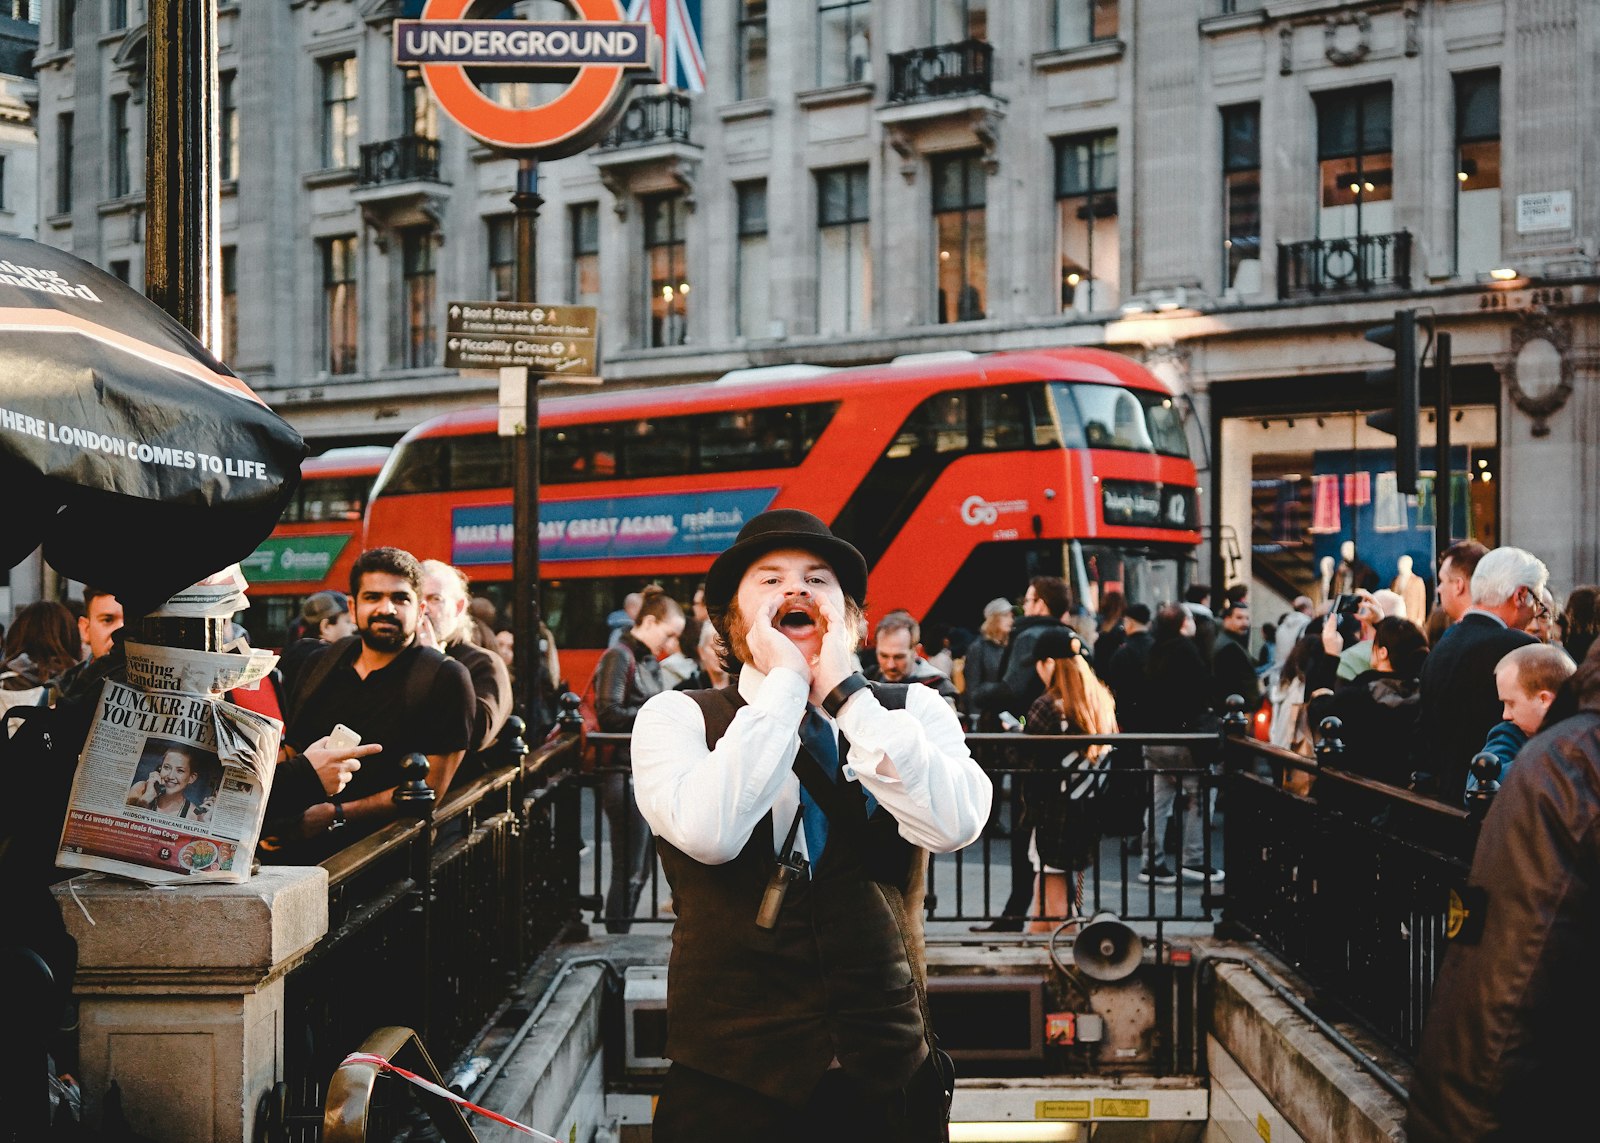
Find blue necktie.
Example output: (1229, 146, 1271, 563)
(798, 707, 840, 862)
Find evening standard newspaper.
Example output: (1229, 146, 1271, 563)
(56, 641, 282, 885)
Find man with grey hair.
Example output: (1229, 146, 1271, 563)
(419, 559, 513, 779)
(1414, 545, 1546, 805)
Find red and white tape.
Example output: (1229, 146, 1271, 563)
(339, 1052, 560, 1142)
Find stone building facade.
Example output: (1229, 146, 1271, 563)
(29, 0, 1600, 613)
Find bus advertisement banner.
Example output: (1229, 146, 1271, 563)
(451, 487, 778, 565)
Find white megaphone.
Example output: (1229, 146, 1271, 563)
(1071, 912, 1144, 982)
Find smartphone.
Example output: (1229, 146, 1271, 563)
(1332, 594, 1361, 616)
(328, 723, 362, 752)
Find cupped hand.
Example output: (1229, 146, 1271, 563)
(809, 592, 857, 706)
(743, 590, 811, 681)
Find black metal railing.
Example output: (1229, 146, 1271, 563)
(1219, 722, 1482, 1061)
(267, 716, 585, 1143)
(887, 39, 994, 103)
(1277, 230, 1412, 298)
(585, 724, 1236, 938)
(600, 90, 693, 149)
(357, 135, 442, 187)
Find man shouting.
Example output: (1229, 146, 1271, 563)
(632, 509, 992, 1141)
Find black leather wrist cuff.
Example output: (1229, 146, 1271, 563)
(823, 673, 870, 718)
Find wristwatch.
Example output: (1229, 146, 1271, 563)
(823, 673, 871, 718)
(328, 800, 346, 830)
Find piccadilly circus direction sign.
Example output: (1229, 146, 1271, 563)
(395, 0, 655, 157)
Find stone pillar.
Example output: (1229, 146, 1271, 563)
(54, 867, 329, 1143)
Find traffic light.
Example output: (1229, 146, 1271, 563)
(1364, 309, 1420, 495)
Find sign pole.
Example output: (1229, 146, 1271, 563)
(1433, 331, 1453, 576)
(511, 159, 544, 728)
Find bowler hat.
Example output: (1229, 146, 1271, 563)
(703, 509, 868, 610)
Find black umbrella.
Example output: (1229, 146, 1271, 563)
(0, 236, 305, 614)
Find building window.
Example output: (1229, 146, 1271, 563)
(56, 112, 72, 213)
(570, 202, 600, 310)
(219, 71, 239, 182)
(1455, 70, 1501, 277)
(1055, 131, 1119, 313)
(404, 71, 438, 139)
(932, 0, 986, 41)
(320, 55, 359, 170)
(735, 181, 769, 340)
(320, 236, 358, 375)
(817, 165, 869, 335)
(109, 259, 128, 283)
(1315, 84, 1393, 239)
(220, 245, 238, 364)
(1222, 104, 1261, 294)
(108, 93, 130, 198)
(57, 0, 72, 49)
(817, 0, 870, 88)
(643, 193, 688, 348)
(737, 0, 768, 99)
(107, 0, 125, 31)
(487, 215, 514, 302)
(402, 228, 436, 370)
(932, 152, 986, 324)
(0, 153, 7, 211)
(1055, 0, 1117, 48)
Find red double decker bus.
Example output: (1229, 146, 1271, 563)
(239, 445, 391, 647)
(363, 348, 1200, 687)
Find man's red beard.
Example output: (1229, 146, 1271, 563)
(717, 596, 864, 670)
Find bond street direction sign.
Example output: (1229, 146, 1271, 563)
(445, 301, 598, 373)
(404, 0, 656, 156)
(394, 20, 650, 68)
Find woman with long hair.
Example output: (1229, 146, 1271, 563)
(1, 601, 81, 704)
(1024, 627, 1118, 929)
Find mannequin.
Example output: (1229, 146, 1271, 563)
(1318, 555, 1336, 603)
(1332, 540, 1378, 594)
(1392, 554, 1427, 622)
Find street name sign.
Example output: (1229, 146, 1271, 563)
(445, 300, 599, 374)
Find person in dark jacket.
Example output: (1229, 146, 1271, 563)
(1091, 590, 1128, 677)
(1406, 641, 1600, 1142)
(960, 598, 1013, 730)
(998, 576, 1072, 717)
(1140, 604, 1221, 883)
(592, 585, 684, 932)
(1413, 546, 1544, 804)
(1102, 604, 1153, 730)
(1306, 616, 1428, 816)
(1211, 600, 1261, 712)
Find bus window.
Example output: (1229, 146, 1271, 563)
(543, 427, 587, 483)
(698, 407, 795, 471)
(889, 392, 968, 459)
(975, 388, 1029, 452)
(1071, 541, 1191, 617)
(450, 435, 514, 491)
(1057, 383, 1191, 459)
(1029, 383, 1084, 449)
(383, 438, 450, 494)
(798, 402, 837, 452)
(621, 416, 693, 478)
(297, 476, 370, 521)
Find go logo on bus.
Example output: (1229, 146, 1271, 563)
(396, 0, 653, 156)
(961, 495, 1028, 527)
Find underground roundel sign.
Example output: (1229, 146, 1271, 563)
(395, 0, 653, 157)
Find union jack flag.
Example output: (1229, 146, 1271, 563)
(625, 0, 707, 92)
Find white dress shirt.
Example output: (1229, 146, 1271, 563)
(631, 666, 993, 866)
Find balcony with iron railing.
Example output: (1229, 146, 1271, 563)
(1277, 230, 1412, 299)
(599, 89, 694, 150)
(887, 38, 994, 104)
(357, 134, 442, 188)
